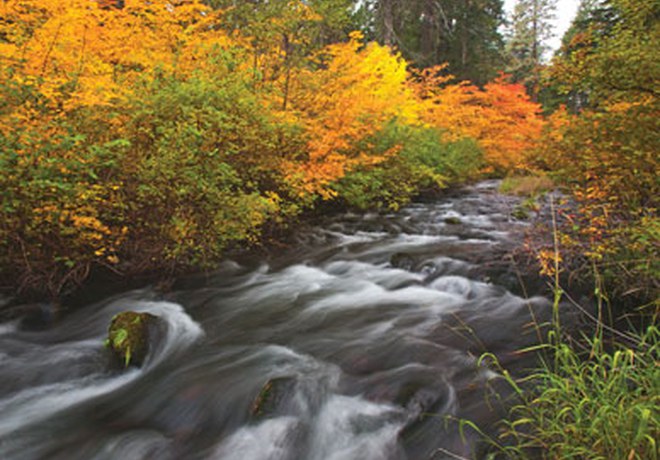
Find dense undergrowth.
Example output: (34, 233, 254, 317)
(474, 175, 658, 459)
(492, 0, 659, 446)
(0, 0, 658, 458)
(0, 0, 543, 300)
(477, 320, 659, 460)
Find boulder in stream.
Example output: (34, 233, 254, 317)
(444, 216, 462, 225)
(390, 253, 415, 271)
(250, 377, 298, 419)
(106, 311, 158, 368)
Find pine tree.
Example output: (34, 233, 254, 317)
(506, 0, 557, 99)
(365, 0, 506, 85)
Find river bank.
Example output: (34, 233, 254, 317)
(0, 180, 570, 460)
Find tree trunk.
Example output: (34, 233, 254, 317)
(380, 0, 395, 46)
(420, 0, 437, 65)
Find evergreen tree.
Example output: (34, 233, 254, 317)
(204, 0, 357, 49)
(551, 0, 659, 106)
(506, 0, 557, 99)
(548, 0, 610, 110)
(202, 0, 357, 109)
(366, 0, 506, 85)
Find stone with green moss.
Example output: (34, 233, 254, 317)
(250, 377, 297, 419)
(106, 311, 157, 368)
(511, 207, 530, 220)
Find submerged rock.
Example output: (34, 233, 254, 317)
(17, 302, 60, 330)
(390, 253, 415, 271)
(250, 377, 298, 419)
(106, 311, 158, 368)
(444, 216, 462, 225)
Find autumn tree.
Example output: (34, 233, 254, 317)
(419, 71, 545, 172)
(536, 0, 659, 300)
(0, 0, 282, 296)
(283, 32, 420, 198)
(551, 0, 659, 107)
(0, 0, 530, 302)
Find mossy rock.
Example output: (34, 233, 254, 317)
(512, 196, 541, 220)
(511, 207, 530, 220)
(444, 216, 462, 225)
(250, 377, 297, 419)
(106, 311, 158, 368)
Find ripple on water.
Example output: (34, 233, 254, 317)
(0, 182, 556, 460)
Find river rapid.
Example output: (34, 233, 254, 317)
(0, 181, 558, 460)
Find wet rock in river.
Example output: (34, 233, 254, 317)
(17, 302, 60, 330)
(390, 253, 415, 271)
(250, 377, 298, 419)
(106, 311, 158, 368)
(444, 216, 462, 225)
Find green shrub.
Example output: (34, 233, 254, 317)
(0, 58, 300, 296)
(0, 104, 128, 295)
(332, 122, 483, 210)
(500, 175, 554, 197)
(122, 73, 287, 269)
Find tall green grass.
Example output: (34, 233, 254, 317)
(465, 199, 659, 460)
(490, 325, 659, 460)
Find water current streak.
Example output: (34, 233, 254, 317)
(0, 181, 554, 460)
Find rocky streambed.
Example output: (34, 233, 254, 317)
(0, 181, 564, 460)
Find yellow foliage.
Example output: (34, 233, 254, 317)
(0, 1, 551, 297)
(0, 0, 231, 110)
(281, 34, 420, 197)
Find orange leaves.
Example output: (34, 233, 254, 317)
(1, 0, 545, 202)
(282, 33, 420, 197)
(1, 0, 556, 298)
(421, 73, 545, 172)
(0, 0, 231, 110)
(537, 248, 563, 277)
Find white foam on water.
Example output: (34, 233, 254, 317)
(92, 430, 170, 460)
(395, 234, 455, 245)
(489, 230, 512, 239)
(309, 394, 404, 460)
(307, 282, 460, 313)
(255, 345, 340, 381)
(321, 230, 390, 248)
(0, 321, 18, 336)
(323, 260, 424, 289)
(0, 301, 203, 439)
(0, 371, 139, 438)
(362, 319, 396, 338)
(130, 301, 204, 367)
(455, 214, 493, 229)
(236, 265, 334, 308)
(1, 338, 103, 373)
(429, 275, 498, 300)
(355, 234, 458, 259)
(429, 276, 475, 298)
(214, 344, 341, 395)
(210, 416, 300, 460)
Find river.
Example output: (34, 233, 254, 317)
(0, 181, 557, 460)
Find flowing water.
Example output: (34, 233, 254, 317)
(0, 182, 558, 460)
